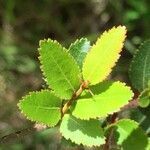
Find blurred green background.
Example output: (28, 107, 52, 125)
(0, 0, 149, 149)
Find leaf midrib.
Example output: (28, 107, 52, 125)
(49, 51, 76, 92)
(69, 116, 88, 133)
(78, 94, 129, 102)
(86, 37, 116, 81)
(31, 106, 60, 110)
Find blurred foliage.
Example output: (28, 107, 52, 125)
(0, 0, 149, 149)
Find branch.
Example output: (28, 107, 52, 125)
(103, 98, 139, 150)
(0, 124, 46, 144)
(121, 98, 139, 111)
(0, 92, 139, 145)
(62, 81, 89, 115)
(0, 126, 35, 144)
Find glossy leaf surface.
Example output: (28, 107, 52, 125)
(83, 26, 127, 85)
(72, 81, 133, 120)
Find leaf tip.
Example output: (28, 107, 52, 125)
(39, 39, 46, 47)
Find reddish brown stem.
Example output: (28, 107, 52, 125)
(62, 81, 89, 115)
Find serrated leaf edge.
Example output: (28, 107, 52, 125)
(129, 39, 150, 91)
(114, 119, 147, 143)
(60, 131, 105, 147)
(73, 81, 134, 120)
(60, 114, 106, 147)
(18, 89, 61, 127)
(82, 26, 127, 85)
(68, 38, 90, 51)
(38, 39, 81, 99)
(105, 118, 140, 133)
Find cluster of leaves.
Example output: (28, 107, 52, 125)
(18, 26, 149, 149)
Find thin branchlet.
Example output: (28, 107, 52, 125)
(62, 80, 89, 115)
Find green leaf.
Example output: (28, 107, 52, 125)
(138, 88, 150, 108)
(68, 38, 90, 68)
(82, 26, 127, 85)
(147, 138, 150, 150)
(120, 107, 150, 135)
(129, 40, 150, 91)
(72, 81, 133, 120)
(60, 114, 105, 147)
(18, 90, 62, 127)
(107, 119, 149, 150)
(128, 107, 150, 134)
(39, 39, 81, 99)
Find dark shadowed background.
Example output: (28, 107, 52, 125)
(0, 0, 149, 149)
